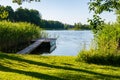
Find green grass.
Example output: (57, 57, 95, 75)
(0, 53, 120, 80)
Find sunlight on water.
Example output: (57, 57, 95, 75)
(45, 30, 94, 56)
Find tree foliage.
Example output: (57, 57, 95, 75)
(73, 22, 90, 30)
(0, 6, 41, 25)
(89, 0, 120, 14)
(40, 20, 73, 30)
(88, 15, 104, 33)
(88, 0, 120, 33)
(5, 6, 14, 21)
(0, 5, 73, 30)
(15, 7, 41, 25)
(0, 6, 9, 20)
(12, 0, 40, 5)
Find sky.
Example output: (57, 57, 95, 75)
(0, 0, 117, 25)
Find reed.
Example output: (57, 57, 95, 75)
(0, 21, 43, 53)
(77, 23, 120, 66)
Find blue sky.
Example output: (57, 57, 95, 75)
(0, 0, 116, 25)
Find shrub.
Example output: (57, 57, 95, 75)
(77, 49, 120, 65)
(0, 21, 43, 53)
(77, 23, 120, 66)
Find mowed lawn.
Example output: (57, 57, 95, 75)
(0, 53, 120, 80)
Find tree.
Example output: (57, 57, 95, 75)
(5, 6, 14, 21)
(15, 7, 30, 22)
(39, 19, 71, 30)
(0, 6, 15, 21)
(74, 23, 82, 30)
(73, 22, 90, 30)
(89, 0, 120, 14)
(88, 0, 120, 33)
(14, 7, 41, 25)
(88, 15, 104, 33)
(29, 9, 41, 25)
(12, 0, 40, 5)
(0, 6, 8, 20)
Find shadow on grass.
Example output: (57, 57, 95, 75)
(0, 65, 63, 80)
(0, 53, 120, 79)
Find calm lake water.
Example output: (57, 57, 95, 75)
(45, 30, 94, 56)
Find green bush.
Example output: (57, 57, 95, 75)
(77, 23, 120, 66)
(77, 49, 120, 65)
(0, 21, 43, 53)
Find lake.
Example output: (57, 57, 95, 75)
(45, 30, 94, 56)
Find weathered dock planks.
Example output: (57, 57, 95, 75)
(17, 39, 44, 54)
(17, 38, 56, 54)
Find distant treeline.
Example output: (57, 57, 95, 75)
(40, 20, 74, 30)
(0, 5, 90, 30)
(73, 23, 90, 30)
(0, 5, 41, 25)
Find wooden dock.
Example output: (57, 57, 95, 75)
(17, 38, 56, 54)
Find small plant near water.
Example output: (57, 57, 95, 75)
(0, 21, 44, 53)
(77, 23, 120, 66)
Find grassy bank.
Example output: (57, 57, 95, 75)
(0, 53, 120, 80)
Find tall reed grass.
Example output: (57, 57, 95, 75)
(0, 21, 43, 53)
(77, 23, 120, 66)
